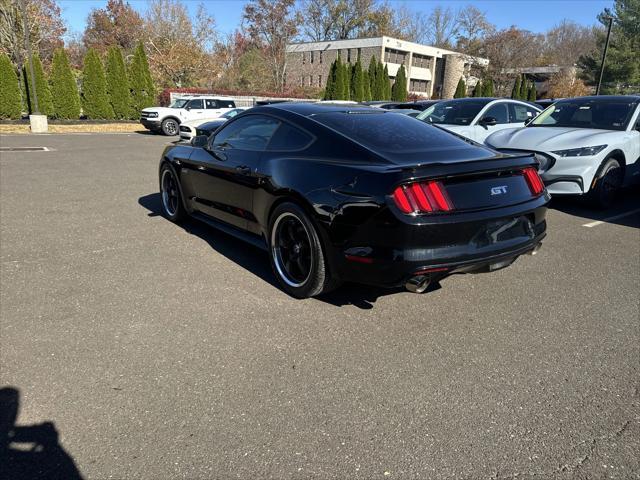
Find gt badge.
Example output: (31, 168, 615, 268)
(490, 185, 508, 195)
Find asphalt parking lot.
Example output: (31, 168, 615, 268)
(1, 132, 639, 479)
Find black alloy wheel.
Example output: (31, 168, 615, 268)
(161, 118, 179, 136)
(160, 165, 185, 222)
(589, 158, 623, 208)
(268, 203, 338, 298)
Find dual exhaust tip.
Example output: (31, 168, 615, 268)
(405, 275, 431, 293)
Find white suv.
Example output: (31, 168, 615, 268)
(140, 96, 237, 136)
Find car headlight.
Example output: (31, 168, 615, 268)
(145, 112, 158, 118)
(551, 145, 607, 157)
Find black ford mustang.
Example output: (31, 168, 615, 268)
(159, 103, 549, 298)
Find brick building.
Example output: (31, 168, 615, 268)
(285, 36, 489, 99)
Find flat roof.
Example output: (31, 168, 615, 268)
(287, 36, 488, 65)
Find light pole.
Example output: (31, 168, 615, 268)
(596, 16, 614, 96)
(21, 0, 39, 114)
(21, 0, 47, 132)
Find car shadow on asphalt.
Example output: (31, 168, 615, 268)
(0, 387, 84, 480)
(549, 188, 640, 229)
(138, 193, 407, 309)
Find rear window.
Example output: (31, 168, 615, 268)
(267, 123, 313, 151)
(311, 111, 468, 153)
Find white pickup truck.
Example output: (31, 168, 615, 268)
(140, 95, 237, 136)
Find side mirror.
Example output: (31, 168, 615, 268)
(479, 116, 498, 128)
(191, 135, 209, 148)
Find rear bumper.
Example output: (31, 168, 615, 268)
(326, 197, 549, 288)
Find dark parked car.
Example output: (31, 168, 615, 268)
(392, 100, 441, 111)
(159, 103, 548, 298)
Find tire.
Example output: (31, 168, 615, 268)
(268, 202, 339, 298)
(587, 158, 623, 209)
(161, 118, 179, 136)
(159, 164, 186, 222)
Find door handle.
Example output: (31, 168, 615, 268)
(236, 165, 251, 175)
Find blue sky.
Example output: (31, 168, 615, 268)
(59, 0, 612, 41)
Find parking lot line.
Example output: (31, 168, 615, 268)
(582, 208, 640, 227)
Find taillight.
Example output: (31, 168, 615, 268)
(392, 180, 453, 214)
(522, 167, 545, 195)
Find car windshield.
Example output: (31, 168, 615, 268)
(416, 100, 488, 125)
(222, 109, 242, 119)
(170, 99, 189, 109)
(530, 98, 638, 131)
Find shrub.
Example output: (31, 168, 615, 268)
(23, 54, 53, 116)
(82, 48, 114, 119)
(391, 64, 407, 101)
(50, 48, 81, 119)
(106, 46, 132, 119)
(0, 53, 22, 119)
(453, 77, 466, 98)
(129, 42, 155, 113)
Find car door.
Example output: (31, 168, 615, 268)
(185, 114, 280, 230)
(473, 102, 511, 142)
(183, 99, 207, 122)
(509, 102, 541, 129)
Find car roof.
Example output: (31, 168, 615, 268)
(554, 95, 640, 102)
(263, 102, 382, 117)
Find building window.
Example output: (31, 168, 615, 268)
(302, 52, 306, 65)
(409, 79, 429, 92)
(347, 48, 351, 63)
(318, 75, 322, 87)
(319, 50, 323, 64)
(384, 48, 407, 65)
(412, 54, 431, 69)
(310, 51, 314, 64)
(357, 48, 361, 61)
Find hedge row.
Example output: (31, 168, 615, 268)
(0, 44, 155, 120)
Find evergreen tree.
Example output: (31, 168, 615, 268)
(383, 64, 391, 100)
(472, 80, 482, 97)
(351, 59, 365, 102)
(511, 75, 521, 99)
(519, 75, 528, 100)
(368, 56, 378, 99)
(50, 48, 81, 119)
(363, 70, 371, 101)
(82, 48, 114, 119)
(453, 77, 467, 98)
(0, 53, 22, 119)
(129, 42, 155, 113)
(343, 62, 351, 100)
(578, 0, 640, 94)
(323, 58, 337, 100)
(483, 78, 494, 97)
(106, 46, 132, 119)
(334, 56, 345, 100)
(23, 55, 53, 116)
(527, 81, 537, 101)
(391, 64, 407, 101)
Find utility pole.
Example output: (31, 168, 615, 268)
(21, 0, 39, 114)
(596, 16, 613, 96)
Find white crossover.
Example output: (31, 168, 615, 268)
(486, 95, 640, 207)
(140, 95, 237, 136)
(416, 98, 542, 143)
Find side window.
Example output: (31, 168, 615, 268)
(267, 123, 313, 151)
(216, 100, 236, 108)
(509, 103, 532, 123)
(213, 115, 280, 151)
(483, 103, 509, 124)
(188, 99, 203, 109)
(205, 99, 217, 109)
